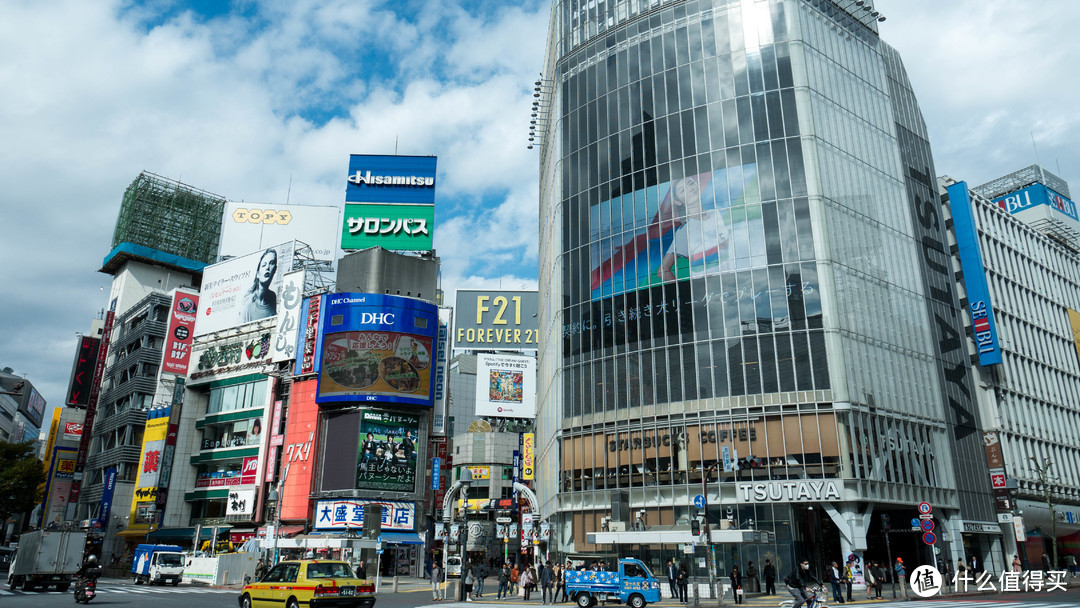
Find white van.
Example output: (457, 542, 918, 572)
(446, 556, 462, 579)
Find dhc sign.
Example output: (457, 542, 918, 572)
(947, 182, 1003, 366)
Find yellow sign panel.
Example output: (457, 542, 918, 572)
(523, 433, 535, 480)
(467, 466, 491, 480)
(128, 416, 170, 530)
(56, 459, 76, 475)
(1068, 309, 1080, 366)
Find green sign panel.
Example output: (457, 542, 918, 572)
(341, 203, 434, 251)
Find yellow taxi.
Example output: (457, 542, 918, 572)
(239, 560, 375, 608)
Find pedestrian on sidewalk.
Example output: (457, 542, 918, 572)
(476, 560, 488, 597)
(554, 562, 566, 603)
(667, 559, 679, 600)
(497, 562, 511, 600)
(510, 563, 521, 596)
(894, 558, 907, 598)
(746, 561, 760, 593)
(464, 562, 475, 602)
(864, 564, 875, 600)
(431, 563, 445, 601)
(677, 564, 688, 603)
(521, 564, 535, 601)
(828, 561, 845, 604)
(763, 559, 776, 595)
(730, 564, 744, 604)
(843, 559, 854, 602)
(541, 561, 555, 604)
(870, 561, 885, 599)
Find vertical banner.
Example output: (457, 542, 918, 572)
(97, 467, 117, 525)
(522, 433, 535, 480)
(432, 307, 452, 435)
(68, 304, 115, 516)
(129, 411, 170, 528)
(298, 295, 323, 375)
(162, 290, 199, 375)
(66, 336, 100, 406)
(946, 182, 1002, 365)
(431, 457, 442, 490)
(273, 270, 306, 362)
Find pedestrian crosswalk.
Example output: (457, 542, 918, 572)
(0, 585, 239, 596)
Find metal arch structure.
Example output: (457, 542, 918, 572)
(513, 482, 540, 517)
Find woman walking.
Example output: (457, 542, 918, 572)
(730, 564, 744, 604)
(521, 564, 535, 601)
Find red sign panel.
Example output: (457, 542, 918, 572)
(990, 470, 1007, 489)
(63, 422, 83, 440)
(66, 336, 100, 407)
(162, 292, 199, 375)
(300, 296, 321, 375)
(280, 379, 320, 522)
(241, 456, 259, 485)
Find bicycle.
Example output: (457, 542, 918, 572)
(778, 586, 830, 608)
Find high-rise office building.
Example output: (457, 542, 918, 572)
(535, 0, 1000, 578)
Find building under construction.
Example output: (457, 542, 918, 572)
(101, 171, 226, 275)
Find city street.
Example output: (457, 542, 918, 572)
(5, 577, 1080, 608)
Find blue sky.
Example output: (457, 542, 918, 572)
(2, 0, 1080, 435)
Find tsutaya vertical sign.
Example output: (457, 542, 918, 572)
(946, 182, 1002, 366)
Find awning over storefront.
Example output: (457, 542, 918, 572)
(146, 526, 232, 541)
(257, 525, 306, 538)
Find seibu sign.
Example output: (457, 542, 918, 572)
(735, 480, 845, 503)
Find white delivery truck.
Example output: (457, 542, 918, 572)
(6, 530, 86, 592)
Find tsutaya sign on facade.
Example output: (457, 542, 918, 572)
(735, 480, 846, 503)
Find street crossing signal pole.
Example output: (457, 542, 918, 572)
(881, 513, 896, 599)
(702, 463, 720, 602)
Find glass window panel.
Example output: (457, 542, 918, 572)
(751, 94, 769, 142)
(675, 27, 689, 65)
(769, 266, 789, 329)
(775, 42, 794, 88)
(716, 52, 734, 100)
(772, 140, 791, 199)
(780, 89, 799, 136)
(746, 50, 765, 94)
(809, 331, 830, 389)
(681, 110, 696, 158)
(756, 141, 775, 202)
(760, 334, 778, 393)
(690, 61, 707, 107)
(722, 99, 740, 148)
(714, 13, 731, 54)
(666, 69, 681, 113)
(732, 50, 749, 97)
(787, 136, 807, 196)
(793, 197, 814, 260)
(761, 45, 779, 91)
(753, 268, 772, 325)
(736, 96, 753, 145)
(711, 339, 729, 397)
(744, 337, 761, 395)
(728, 338, 745, 396)
(696, 343, 713, 399)
(762, 202, 782, 265)
(786, 264, 806, 331)
(792, 331, 813, 391)
(722, 272, 740, 336)
(695, 106, 711, 155)
(765, 91, 784, 140)
(654, 349, 669, 404)
(801, 262, 822, 329)
(680, 343, 696, 401)
(663, 31, 677, 70)
(652, 73, 667, 116)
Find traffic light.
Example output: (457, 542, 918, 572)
(691, 519, 701, 536)
(364, 507, 382, 539)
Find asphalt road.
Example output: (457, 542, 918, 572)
(5, 578, 1080, 608)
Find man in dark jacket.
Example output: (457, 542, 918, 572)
(541, 561, 555, 604)
(763, 559, 777, 595)
(784, 560, 822, 608)
(667, 559, 679, 600)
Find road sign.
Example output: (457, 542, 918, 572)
(918, 502, 932, 515)
(497, 516, 512, 524)
(376, 548, 384, 555)
(920, 519, 935, 532)
(694, 495, 706, 509)
(919, 513, 933, 520)
(910, 518, 920, 528)
(922, 531, 936, 545)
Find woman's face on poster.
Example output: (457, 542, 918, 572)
(257, 250, 278, 285)
(673, 177, 701, 214)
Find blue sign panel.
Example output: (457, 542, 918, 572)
(317, 293, 440, 406)
(947, 182, 1003, 366)
(992, 182, 1078, 222)
(345, 155, 437, 205)
(97, 467, 118, 525)
(694, 495, 706, 509)
(431, 457, 441, 490)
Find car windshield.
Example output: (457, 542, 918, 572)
(625, 562, 654, 579)
(307, 563, 355, 579)
(157, 554, 183, 567)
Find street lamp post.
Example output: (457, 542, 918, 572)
(266, 484, 281, 565)
(701, 463, 720, 602)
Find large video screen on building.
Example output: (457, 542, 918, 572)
(590, 164, 761, 300)
(317, 293, 439, 406)
(356, 410, 420, 492)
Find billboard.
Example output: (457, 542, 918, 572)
(474, 353, 536, 419)
(313, 499, 417, 531)
(220, 203, 339, 262)
(341, 203, 434, 251)
(431, 308, 452, 435)
(946, 182, 1002, 366)
(62, 422, 83, 441)
(66, 336, 100, 407)
(162, 290, 199, 375)
(356, 410, 420, 492)
(297, 294, 325, 376)
(1069, 309, 1080, 366)
(226, 488, 256, 517)
(522, 433, 535, 480)
(453, 290, 539, 350)
(272, 270, 305, 363)
(992, 183, 1079, 223)
(345, 154, 437, 204)
(317, 293, 439, 406)
(22, 386, 45, 428)
(590, 164, 762, 299)
(128, 409, 170, 530)
(41, 446, 76, 528)
(279, 379, 319, 521)
(194, 241, 296, 337)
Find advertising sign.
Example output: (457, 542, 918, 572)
(356, 410, 420, 492)
(227, 489, 256, 517)
(946, 182, 1002, 366)
(431, 457, 442, 489)
(431, 308, 451, 435)
(128, 411, 170, 529)
(67, 306, 115, 516)
(1068, 309, 1080, 367)
(590, 164, 761, 299)
(42, 447, 76, 528)
(314, 499, 417, 531)
(522, 433, 535, 480)
(21, 386, 45, 428)
(162, 290, 199, 375)
(474, 353, 536, 418)
(96, 467, 117, 526)
(272, 270, 305, 363)
(280, 379, 319, 521)
(240, 456, 259, 485)
(194, 241, 296, 337)
(317, 293, 439, 406)
(66, 336, 100, 407)
(220, 203, 340, 262)
(341, 203, 434, 251)
(467, 466, 491, 480)
(298, 295, 324, 376)
(345, 154, 437, 204)
(453, 290, 539, 350)
(992, 183, 1079, 222)
(63, 422, 83, 441)
(190, 332, 274, 382)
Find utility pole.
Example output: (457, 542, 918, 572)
(701, 463, 719, 602)
(1029, 456, 1059, 568)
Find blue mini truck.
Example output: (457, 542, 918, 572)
(564, 558, 661, 608)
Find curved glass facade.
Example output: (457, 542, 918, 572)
(537, 0, 999, 579)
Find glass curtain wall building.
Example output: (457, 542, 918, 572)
(536, 0, 1000, 578)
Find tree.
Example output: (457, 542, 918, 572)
(0, 441, 46, 527)
(1029, 456, 1060, 568)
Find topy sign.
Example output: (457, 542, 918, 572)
(345, 154, 438, 205)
